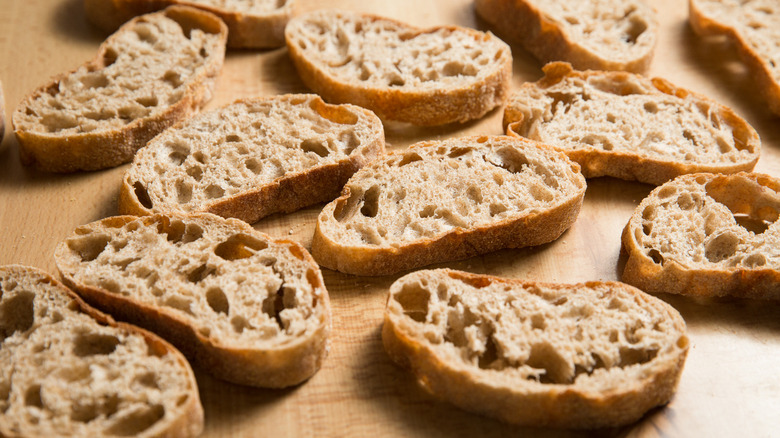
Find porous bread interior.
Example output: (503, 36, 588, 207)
(286, 10, 509, 90)
(388, 270, 687, 388)
(0, 268, 195, 437)
(508, 71, 756, 164)
(187, 0, 289, 13)
(126, 95, 378, 213)
(57, 215, 325, 348)
(14, 9, 224, 135)
(319, 137, 584, 247)
(630, 173, 780, 270)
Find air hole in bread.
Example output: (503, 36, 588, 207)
(648, 249, 664, 265)
(301, 138, 330, 158)
(395, 283, 429, 323)
(134, 372, 159, 389)
(360, 185, 381, 218)
(419, 205, 435, 218)
(643, 101, 659, 114)
(102, 47, 118, 67)
(24, 384, 43, 408)
(491, 147, 529, 173)
(618, 346, 658, 367)
(477, 336, 500, 369)
(225, 134, 241, 142)
(0, 291, 35, 340)
(132, 182, 154, 209)
(622, 17, 647, 45)
(231, 315, 249, 333)
(704, 231, 739, 262)
(187, 165, 204, 180)
(205, 184, 224, 199)
(135, 24, 157, 44)
(68, 234, 111, 262)
(162, 70, 182, 88)
(164, 296, 194, 315)
(136, 95, 158, 108)
(489, 203, 507, 217)
(398, 152, 422, 166)
(447, 147, 472, 159)
(73, 333, 120, 357)
(262, 287, 285, 328)
(206, 287, 229, 315)
(466, 186, 483, 203)
(177, 183, 192, 204)
(80, 72, 109, 89)
(530, 313, 546, 330)
(200, 47, 208, 58)
(187, 264, 214, 283)
(214, 234, 268, 260)
(105, 404, 165, 436)
(529, 184, 554, 202)
(526, 342, 571, 384)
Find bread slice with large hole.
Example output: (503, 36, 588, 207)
(623, 172, 780, 299)
(120, 94, 385, 224)
(13, 6, 227, 172)
(54, 213, 331, 388)
(284, 9, 512, 126)
(0, 265, 203, 438)
(504, 62, 760, 185)
(383, 268, 689, 428)
(311, 135, 586, 276)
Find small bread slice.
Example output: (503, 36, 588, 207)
(383, 269, 689, 428)
(311, 135, 586, 276)
(0, 265, 203, 438)
(623, 172, 780, 299)
(54, 213, 331, 388)
(84, 0, 293, 49)
(504, 62, 760, 185)
(689, 0, 780, 115)
(475, 0, 658, 72)
(13, 6, 227, 172)
(120, 94, 385, 224)
(284, 10, 512, 126)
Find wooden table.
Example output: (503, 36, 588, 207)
(2, 1, 779, 436)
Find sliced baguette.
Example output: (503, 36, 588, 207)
(13, 6, 227, 172)
(383, 268, 689, 428)
(84, 0, 293, 49)
(120, 94, 385, 224)
(54, 213, 331, 388)
(689, 0, 780, 115)
(504, 62, 760, 185)
(0, 265, 203, 438)
(475, 0, 658, 72)
(311, 135, 586, 276)
(284, 9, 512, 126)
(622, 172, 780, 299)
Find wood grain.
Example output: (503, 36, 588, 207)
(1, 1, 779, 436)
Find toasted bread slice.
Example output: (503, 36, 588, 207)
(0, 265, 203, 438)
(13, 6, 227, 172)
(383, 269, 689, 428)
(622, 172, 780, 299)
(120, 94, 385, 224)
(311, 135, 586, 276)
(284, 9, 512, 126)
(55, 213, 331, 388)
(504, 62, 760, 185)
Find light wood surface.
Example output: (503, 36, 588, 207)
(2, 1, 780, 436)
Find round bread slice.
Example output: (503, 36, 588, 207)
(622, 172, 780, 299)
(13, 6, 227, 172)
(504, 62, 760, 185)
(0, 265, 203, 438)
(54, 213, 331, 388)
(284, 9, 512, 126)
(120, 94, 385, 224)
(311, 135, 586, 276)
(383, 269, 689, 428)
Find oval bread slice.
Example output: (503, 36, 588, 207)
(120, 94, 385, 224)
(13, 6, 227, 172)
(0, 265, 203, 438)
(54, 213, 331, 388)
(383, 269, 689, 428)
(284, 9, 512, 126)
(311, 135, 586, 276)
(504, 62, 760, 185)
(622, 172, 780, 299)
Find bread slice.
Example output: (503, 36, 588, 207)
(382, 268, 689, 428)
(13, 6, 227, 172)
(54, 213, 331, 388)
(311, 135, 586, 276)
(0, 265, 203, 438)
(84, 0, 293, 49)
(284, 9, 512, 126)
(689, 0, 780, 115)
(622, 172, 780, 299)
(120, 94, 385, 224)
(504, 62, 760, 185)
(475, 0, 658, 72)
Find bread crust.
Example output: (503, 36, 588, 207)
(84, 0, 293, 49)
(13, 6, 227, 173)
(284, 10, 512, 126)
(382, 269, 689, 428)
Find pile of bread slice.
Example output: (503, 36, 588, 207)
(3, 0, 780, 434)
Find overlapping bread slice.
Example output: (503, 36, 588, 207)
(13, 6, 227, 172)
(623, 172, 780, 299)
(0, 265, 203, 438)
(120, 94, 385, 224)
(284, 9, 512, 126)
(311, 135, 586, 276)
(85, 0, 293, 48)
(383, 269, 689, 428)
(504, 62, 760, 185)
(475, 0, 658, 72)
(54, 213, 331, 388)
